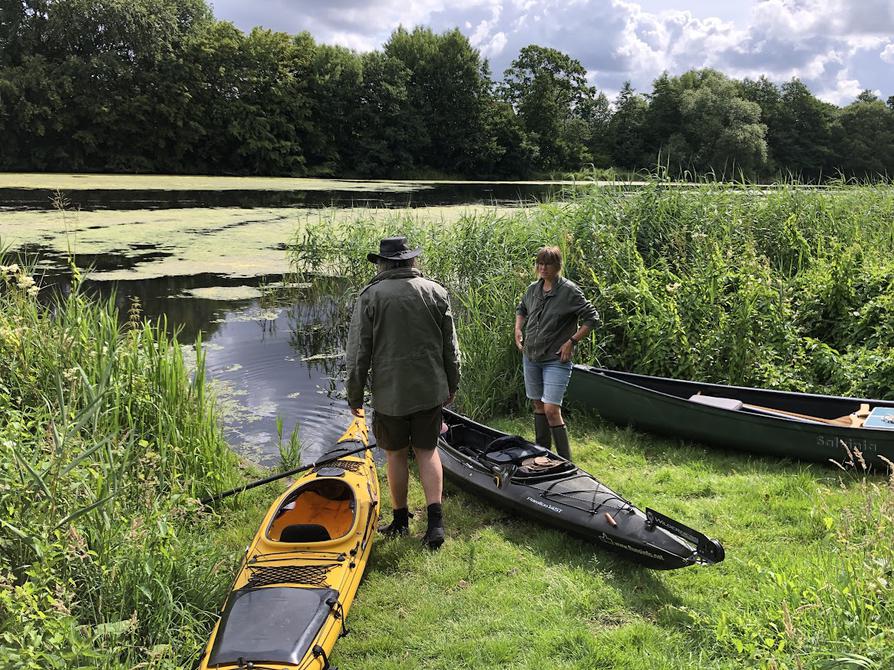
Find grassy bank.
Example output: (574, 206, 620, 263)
(291, 182, 894, 668)
(0, 258, 269, 668)
(333, 416, 893, 669)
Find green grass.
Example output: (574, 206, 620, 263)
(334, 415, 893, 670)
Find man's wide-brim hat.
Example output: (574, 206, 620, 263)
(367, 236, 422, 263)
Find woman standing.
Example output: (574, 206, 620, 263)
(514, 246, 598, 461)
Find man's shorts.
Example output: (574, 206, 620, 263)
(522, 355, 573, 406)
(372, 405, 443, 452)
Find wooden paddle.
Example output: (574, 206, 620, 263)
(741, 403, 854, 426)
(690, 393, 870, 427)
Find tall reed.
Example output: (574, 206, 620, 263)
(0, 258, 242, 668)
(290, 183, 894, 416)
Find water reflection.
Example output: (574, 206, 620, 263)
(200, 295, 353, 466)
(39, 268, 357, 465)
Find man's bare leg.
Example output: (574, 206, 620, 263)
(414, 446, 445, 549)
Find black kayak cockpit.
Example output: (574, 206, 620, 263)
(208, 586, 339, 666)
(484, 435, 554, 464)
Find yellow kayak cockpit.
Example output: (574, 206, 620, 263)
(267, 477, 357, 544)
(198, 414, 379, 670)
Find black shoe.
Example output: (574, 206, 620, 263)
(378, 520, 409, 537)
(422, 525, 445, 550)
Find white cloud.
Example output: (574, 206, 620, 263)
(210, 0, 894, 104)
(816, 70, 864, 106)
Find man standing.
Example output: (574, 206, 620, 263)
(345, 236, 460, 550)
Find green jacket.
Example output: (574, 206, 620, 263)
(346, 267, 460, 416)
(516, 276, 599, 362)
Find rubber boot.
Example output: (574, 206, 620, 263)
(534, 413, 552, 449)
(422, 502, 444, 550)
(551, 424, 572, 461)
(379, 507, 409, 537)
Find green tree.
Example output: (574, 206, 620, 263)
(675, 69, 768, 177)
(385, 26, 497, 176)
(501, 44, 597, 172)
(337, 50, 415, 177)
(642, 71, 685, 170)
(608, 82, 647, 170)
(832, 94, 894, 177)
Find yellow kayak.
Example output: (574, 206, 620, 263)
(198, 413, 379, 670)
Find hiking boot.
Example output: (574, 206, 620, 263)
(422, 502, 444, 549)
(422, 525, 445, 550)
(378, 507, 410, 537)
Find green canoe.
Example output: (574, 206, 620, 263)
(566, 366, 894, 467)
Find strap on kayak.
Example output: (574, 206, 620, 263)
(326, 596, 349, 638)
(312, 644, 338, 670)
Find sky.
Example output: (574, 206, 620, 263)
(209, 0, 894, 106)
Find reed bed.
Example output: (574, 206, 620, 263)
(0, 259, 248, 668)
(291, 183, 894, 415)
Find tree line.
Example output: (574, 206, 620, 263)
(2, 0, 894, 180)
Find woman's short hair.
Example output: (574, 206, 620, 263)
(535, 246, 562, 270)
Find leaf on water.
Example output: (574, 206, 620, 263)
(301, 352, 343, 362)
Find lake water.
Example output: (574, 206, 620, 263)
(1, 176, 571, 464)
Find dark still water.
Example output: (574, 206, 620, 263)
(1, 181, 575, 211)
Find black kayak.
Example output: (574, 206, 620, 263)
(566, 365, 894, 467)
(438, 409, 725, 570)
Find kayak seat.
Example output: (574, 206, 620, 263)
(484, 435, 552, 464)
(279, 523, 332, 543)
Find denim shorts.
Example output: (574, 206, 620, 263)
(522, 355, 573, 406)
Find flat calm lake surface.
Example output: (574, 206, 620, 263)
(0, 174, 572, 464)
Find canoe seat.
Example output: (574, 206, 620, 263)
(688, 394, 744, 411)
(485, 435, 552, 464)
(280, 523, 332, 543)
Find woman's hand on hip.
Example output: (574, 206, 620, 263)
(558, 339, 574, 362)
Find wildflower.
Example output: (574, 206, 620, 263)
(27, 285, 39, 298)
(665, 282, 681, 294)
(17, 275, 35, 290)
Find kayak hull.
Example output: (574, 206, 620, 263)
(438, 409, 723, 570)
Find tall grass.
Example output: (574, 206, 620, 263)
(291, 183, 894, 416)
(0, 258, 244, 668)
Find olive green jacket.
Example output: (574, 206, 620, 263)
(346, 267, 460, 416)
(516, 276, 599, 362)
